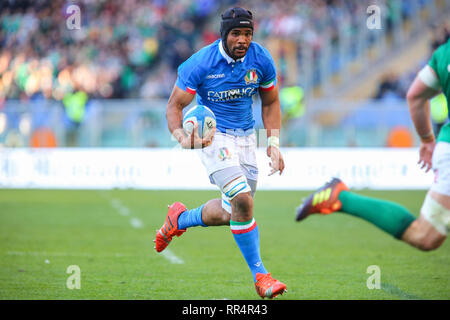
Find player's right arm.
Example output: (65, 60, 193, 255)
(407, 67, 441, 172)
(166, 85, 214, 149)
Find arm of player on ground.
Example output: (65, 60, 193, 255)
(407, 66, 442, 172)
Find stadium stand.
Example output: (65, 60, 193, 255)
(0, 0, 449, 148)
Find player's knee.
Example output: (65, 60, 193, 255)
(417, 193, 449, 251)
(219, 209, 231, 224)
(417, 235, 445, 251)
(412, 229, 445, 251)
(210, 212, 231, 225)
(417, 241, 439, 251)
(232, 192, 253, 218)
(222, 175, 253, 217)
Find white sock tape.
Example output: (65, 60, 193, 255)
(421, 194, 450, 235)
(221, 193, 232, 214)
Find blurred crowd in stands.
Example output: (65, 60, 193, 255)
(0, 0, 220, 103)
(1, 0, 439, 104)
(372, 20, 449, 146)
(0, 0, 448, 148)
(374, 21, 450, 101)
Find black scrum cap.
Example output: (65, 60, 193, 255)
(220, 7, 254, 45)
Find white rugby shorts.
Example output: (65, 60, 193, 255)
(431, 141, 450, 196)
(199, 131, 258, 181)
(421, 141, 450, 235)
(199, 131, 258, 213)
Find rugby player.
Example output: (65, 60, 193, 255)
(154, 7, 287, 299)
(296, 39, 450, 251)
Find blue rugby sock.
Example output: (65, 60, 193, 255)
(230, 219, 268, 282)
(177, 204, 207, 229)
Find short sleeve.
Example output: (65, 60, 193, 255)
(428, 48, 439, 75)
(427, 42, 448, 89)
(175, 56, 203, 95)
(259, 48, 277, 91)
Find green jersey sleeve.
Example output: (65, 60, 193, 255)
(428, 39, 450, 99)
(428, 39, 450, 143)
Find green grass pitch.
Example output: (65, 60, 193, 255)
(0, 189, 449, 300)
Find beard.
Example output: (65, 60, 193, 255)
(230, 45, 248, 59)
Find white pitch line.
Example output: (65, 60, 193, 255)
(117, 206, 130, 216)
(5, 251, 130, 258)
(99, 191, 142, 228)
(130, 217, 143, 229)
(160, 248, 184, 264)
(100, 192, 184, 264)
(110, 199, 130, 216)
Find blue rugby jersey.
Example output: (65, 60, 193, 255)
(176, 39, 277, 135)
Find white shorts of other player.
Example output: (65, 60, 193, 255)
(423, 141, 450, 235)
(431, 141, 450, 196)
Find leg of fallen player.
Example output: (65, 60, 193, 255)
(296, 178, 449, 252)
(401, 190, 448, 251)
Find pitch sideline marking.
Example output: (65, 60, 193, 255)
(98, 191, 185, 264)
(160, 248, 185, 264)
(130, 217, 144, 229)
(6, 250, 129, 258)
(381, 282, 425, 300)
(98, 191, 143, 229)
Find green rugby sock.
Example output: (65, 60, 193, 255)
(338, 191, 416, 239)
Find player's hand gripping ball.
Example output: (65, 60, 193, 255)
(183, 105, 216, 139)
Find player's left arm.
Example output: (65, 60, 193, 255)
(407, 67, 442, 172)
(260, 85, 285, 175)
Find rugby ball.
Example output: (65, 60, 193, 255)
(182, 105, 216, 138)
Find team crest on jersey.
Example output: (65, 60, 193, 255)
(218, 147, 231, 161)
(245, 69, 258, 84)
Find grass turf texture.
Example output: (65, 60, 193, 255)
(0, 189, 449, 300)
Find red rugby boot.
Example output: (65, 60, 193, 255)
(254, 273, 287, 299)
(296, 178, 349, 221)
(154, 202, 187, 252)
